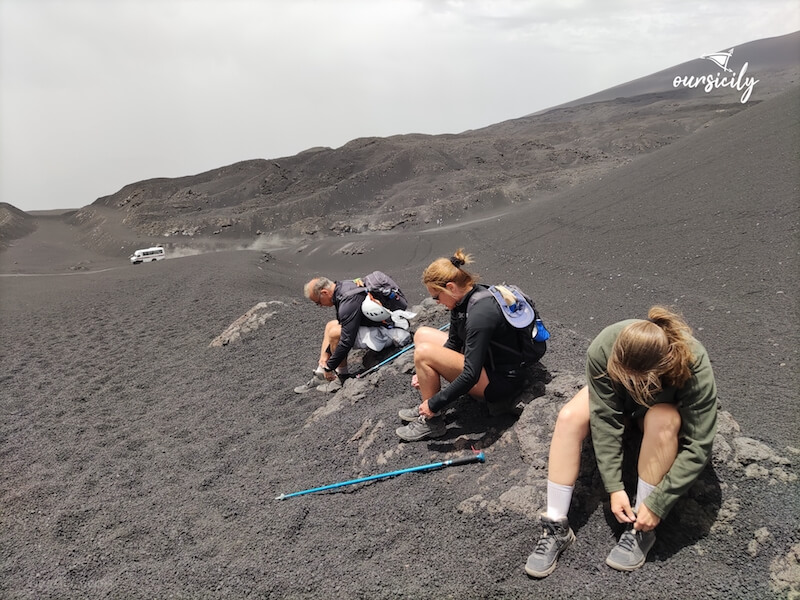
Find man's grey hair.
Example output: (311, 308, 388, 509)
(304, 277, 333, 300)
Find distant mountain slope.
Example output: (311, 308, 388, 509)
(545, 30, 799, 111)
(0, 203, 37, 249)
(70, 92, 757, 246)
(3, 33, 795, 255)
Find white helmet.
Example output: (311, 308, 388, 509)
(361, 294, 392, 323)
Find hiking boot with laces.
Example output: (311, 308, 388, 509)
(397, 406, 443, 422)
(395, 415, 446, 441)
(316, 377, 343, 393)
(294, 377, 321, 393)
(398, 406, 421, 422)
(524, 514, 575, 578)
(294, 367, 327, 393)
(605, 527, 655, 572)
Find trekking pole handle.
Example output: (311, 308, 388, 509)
(446, 451, 485, 467)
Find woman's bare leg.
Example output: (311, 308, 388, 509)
(638, 403, 680, 485)
(547, 386, 591, 485)
(412, 326, 489, 401)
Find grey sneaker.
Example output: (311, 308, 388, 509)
(605, 527, 656, 572)
(398, 406, 442, 422)
(316, 378, 343, 393)
(395, 415, 447, 441)
(294, 377, 320, 393)
(525, 514, 576, 578)
(398, 406, 420, 422)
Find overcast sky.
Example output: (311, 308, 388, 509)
(1, 0, 798, 212)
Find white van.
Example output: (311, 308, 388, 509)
(130, 246, 166, 264)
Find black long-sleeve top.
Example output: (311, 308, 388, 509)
(427, 285, 529, 413)
(325, 280, 375, 371)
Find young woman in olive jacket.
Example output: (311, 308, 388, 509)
(525, 306, 717, 577)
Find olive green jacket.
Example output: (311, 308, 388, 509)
(587, 319, 718, 519)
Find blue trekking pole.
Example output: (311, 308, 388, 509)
(356, 322, 450, 379)
(275, 450, 485, 500)
(356, 344, 414, 379)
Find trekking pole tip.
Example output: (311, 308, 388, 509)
(275, 494, 286, 501)
(470, 446, 486, 463)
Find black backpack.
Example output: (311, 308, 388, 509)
(467, 284, 549, 368)
(352, 271, 408, 312)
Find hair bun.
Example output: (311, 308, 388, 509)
(449, 256, 464, 268)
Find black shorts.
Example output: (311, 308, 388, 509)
(484, 368, 526, 404)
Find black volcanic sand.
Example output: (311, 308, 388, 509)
(1, 87, 798, 599)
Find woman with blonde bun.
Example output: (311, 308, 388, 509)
(396, 249, 546, 442)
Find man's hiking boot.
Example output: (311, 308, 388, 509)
(524, 514, 575, 578)
(395, 415, 446, 441)
(294, 366, 327, 393)
(294, 377, 321, 394)
(605, 527, 655, 572)
(315, 378, 343, 393)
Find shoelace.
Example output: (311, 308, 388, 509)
(533, 524, 556, 556)
(616, 529, 640, 552)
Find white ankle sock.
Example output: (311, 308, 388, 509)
(634, 478, 656, 512)
(546, 481, 574, 520)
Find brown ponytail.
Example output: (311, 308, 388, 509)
(606, 306, 696, 406)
